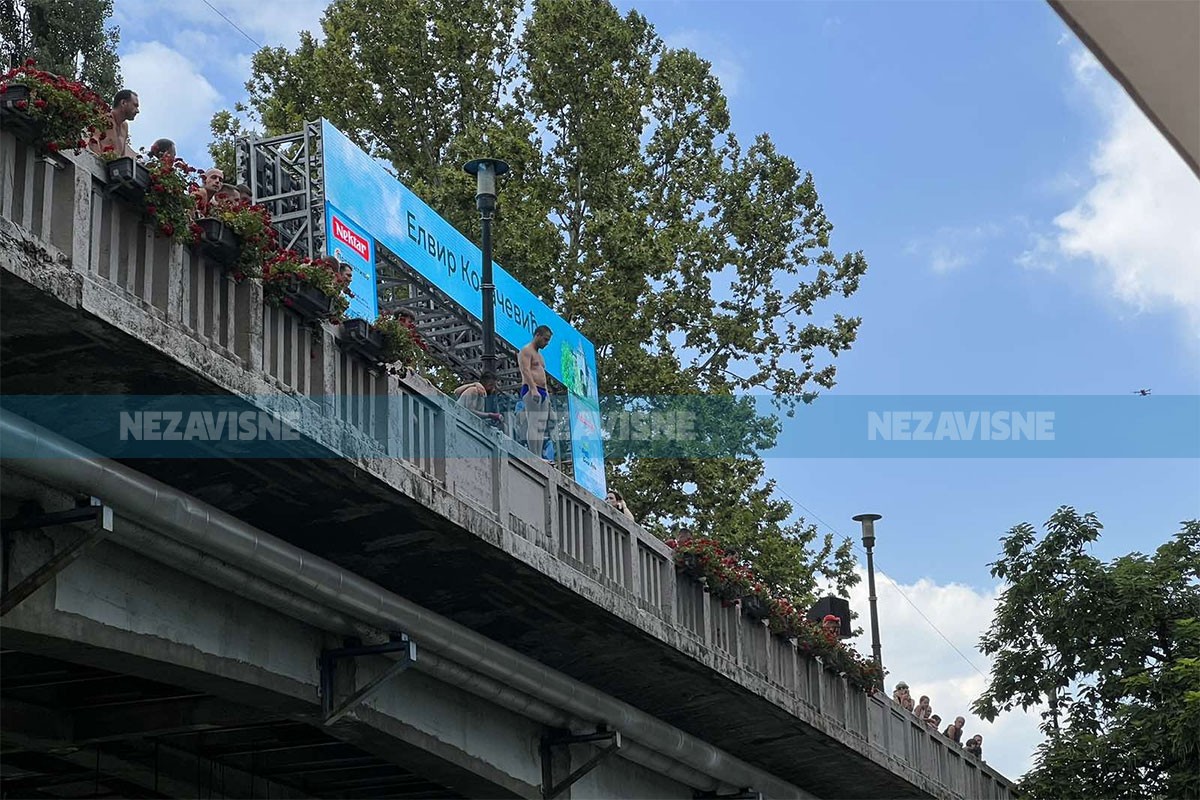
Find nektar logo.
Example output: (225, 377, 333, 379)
(333, 216, 369, 260)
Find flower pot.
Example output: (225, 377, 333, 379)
(0, 85, 42, 144)
(282, 281, 334, 322)
(339, 318, 386, 365)
(104, 157, 152, 202)
(195, 217, 242, 267)
(741, 595, 771, 622)
(675, 552, 702, 575)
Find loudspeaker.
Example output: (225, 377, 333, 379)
(807, 596, 852, 638)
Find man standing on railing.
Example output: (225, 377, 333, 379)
(518, 325, 553, 459)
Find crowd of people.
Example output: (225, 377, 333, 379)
(892, 681, 985, 759)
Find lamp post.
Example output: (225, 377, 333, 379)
(853, 513, 884, 684)
(463, 158, 510, 377)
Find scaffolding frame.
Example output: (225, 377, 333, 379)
(235, 121, 574, 471)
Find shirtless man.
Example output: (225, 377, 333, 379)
(454, 371, 501, 427)
(518, 325, 553, 455)
(91, 89, 139, 158)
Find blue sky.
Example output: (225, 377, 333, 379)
(112, 0, 1200, 780)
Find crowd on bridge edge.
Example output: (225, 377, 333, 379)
(893, 681, 985, 758)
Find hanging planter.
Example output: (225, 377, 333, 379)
(104, 157, 152, 202)
(1, 85, 45, 150)
(283, 279, 334, 323)
(339, 318, 386, 365)
(741, 594, 771, 622)
(0, 83, 31, 109)
(262, 252, 350, 323)
(1, 62, 110, 156)
(676, 552, 704, 578)
(195, 217, 242, 268)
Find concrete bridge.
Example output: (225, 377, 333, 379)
(0, 129, 1015, 799)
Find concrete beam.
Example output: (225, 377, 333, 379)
(0, 698, 310, 799)
(71, 695, 279, 744)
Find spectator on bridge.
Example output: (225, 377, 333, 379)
(913, 694, 932, 721)
(965, 734, 983, 758)
(190, 168, 242, 216)
(518, 325, 553, 458)
(455, 371, 502, 427)
(943, 716, 965, 744)
(90, 89, 139, 159)
(606, 489, 636, 522)
(149, 138, 175, 164)
(892, 682, 914, 711)
(926, 714, 942, 730)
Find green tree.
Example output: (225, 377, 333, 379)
(214, 0, 866, 605)
(1, 0, 122, 101)
(974, 508, 1200, 799)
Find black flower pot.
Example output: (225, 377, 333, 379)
(0, 84, 31, 110)
(675, 553, 704, 578)
(283, 280, 334, 322)
(1, 85, 42, 144)
(741, 595, 771, 622)
(339, 318, 386, 365)
(105, 157, 152, 202)
(196, 217, 242, 267)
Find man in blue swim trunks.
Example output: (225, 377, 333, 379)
(518, 325, 553, 457)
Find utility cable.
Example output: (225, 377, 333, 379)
(773, 483, 990, 680)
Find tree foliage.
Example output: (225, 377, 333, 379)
(1, 0, 122, 101)
(213, 0, 866, 606)
(974, 508, 1200, 799)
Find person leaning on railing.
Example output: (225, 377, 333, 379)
(89, 88, 139, 159)
(965, 734, 983, 758)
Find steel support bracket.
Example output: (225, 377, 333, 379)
(319, 634, 416, 725)
(0, 497, 113, 616)
(540, 726, 622, 799)
(694, 789, 762, 800)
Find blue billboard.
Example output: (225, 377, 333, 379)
(320, 120, 606, 498)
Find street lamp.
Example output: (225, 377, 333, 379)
(853, 513, 884, 684)
(463, 157, 510, 377)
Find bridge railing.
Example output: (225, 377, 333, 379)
(0, 131, 1012, 800)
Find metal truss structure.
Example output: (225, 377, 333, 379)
(236, 122, 574, 472)
(236, 120, 326, 260)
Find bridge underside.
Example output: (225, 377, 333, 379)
(0, 646, 464, 799)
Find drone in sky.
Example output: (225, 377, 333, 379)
(1132, 389, 1152, 396)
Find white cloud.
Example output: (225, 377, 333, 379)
(119, 42, 221, 166)
(841, 568, 1042, 781)
(1018, 49, 1200, 338)
(663, 29, 744, 98)
(906, 223, 1003, 274)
